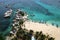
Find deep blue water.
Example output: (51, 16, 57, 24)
(0, 0, 60, 35)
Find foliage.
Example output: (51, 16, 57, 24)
(19, 19, 24, 25)
(18, 11, 24, 16)
(0, 34, 5, 40)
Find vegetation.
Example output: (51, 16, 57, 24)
(11, 10, 55, 40)
(18, 11, 25, 16)
(11, 17, 55, 40)
(12, 26, 55, 40)
(0, 34, 5, 40)
(11, 22, 55, 40)
(19, 19, 24, 25)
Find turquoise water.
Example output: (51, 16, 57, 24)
(27, 0, 60, 26)
(0, 0, 60, 35)
(12, 0, 60, 26)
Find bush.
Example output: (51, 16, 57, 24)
(19, 19, 24, 25)
(18, 11, 24, 16)
(0, 34, 5, 40)
(48, 37, 55, 40)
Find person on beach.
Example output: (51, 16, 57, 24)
(31, 35, 36, 40)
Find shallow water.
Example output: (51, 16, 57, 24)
(0, 0, 60, 35)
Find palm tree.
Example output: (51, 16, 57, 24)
(18, 11, 25, 16)
(19, 19, 24, 25)
(48, 37, 55, 40)
(27, 30, 34, 40)
(37, 31, 47, 40)
(35, 31, 39, 40)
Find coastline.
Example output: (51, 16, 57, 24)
(23, 20, 60, 40)
(5, 10, 60, 40)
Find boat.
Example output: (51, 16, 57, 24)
(4, 9, 13, 18)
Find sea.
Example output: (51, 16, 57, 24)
(0, 0, 60, 35)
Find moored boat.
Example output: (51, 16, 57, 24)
(4, 9, 13, 18)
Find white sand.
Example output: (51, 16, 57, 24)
(23, 21, 60, 40)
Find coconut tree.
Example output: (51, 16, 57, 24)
(27, 30, 34, 40)
(37, 31, 47, 40)
(18, 11, 25, 16)
(19, 19, 24, 25)
(35, 31, 39, 40)
(48, 37, 55, 40)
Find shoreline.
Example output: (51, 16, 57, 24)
(27, 19, 60, 28)
(23, 20, 60, 40)
(5, 9, 60, 40)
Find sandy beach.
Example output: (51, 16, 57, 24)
(23, 21, 60, 40)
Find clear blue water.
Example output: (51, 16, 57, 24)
(0, 0, 60, 35)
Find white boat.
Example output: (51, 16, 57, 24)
(4, 9, 13, 18)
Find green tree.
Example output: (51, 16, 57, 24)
(48, 37, 55, 40)
(19, 19, 24, 25)
(0, 34, 5, 40)
(35, 31, 39, 40)
(18, 11, 24, 16)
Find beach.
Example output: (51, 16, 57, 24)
(0, 0, 60, 34)
(0, 0, 60, 40)
(23, 20, 60, 40)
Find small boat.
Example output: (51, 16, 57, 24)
(4, 9, 12, 18)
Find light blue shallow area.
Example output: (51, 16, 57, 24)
(0, 0, 60, 35)
(12, 0, 60, 26)
(30, 0, 60, 26)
